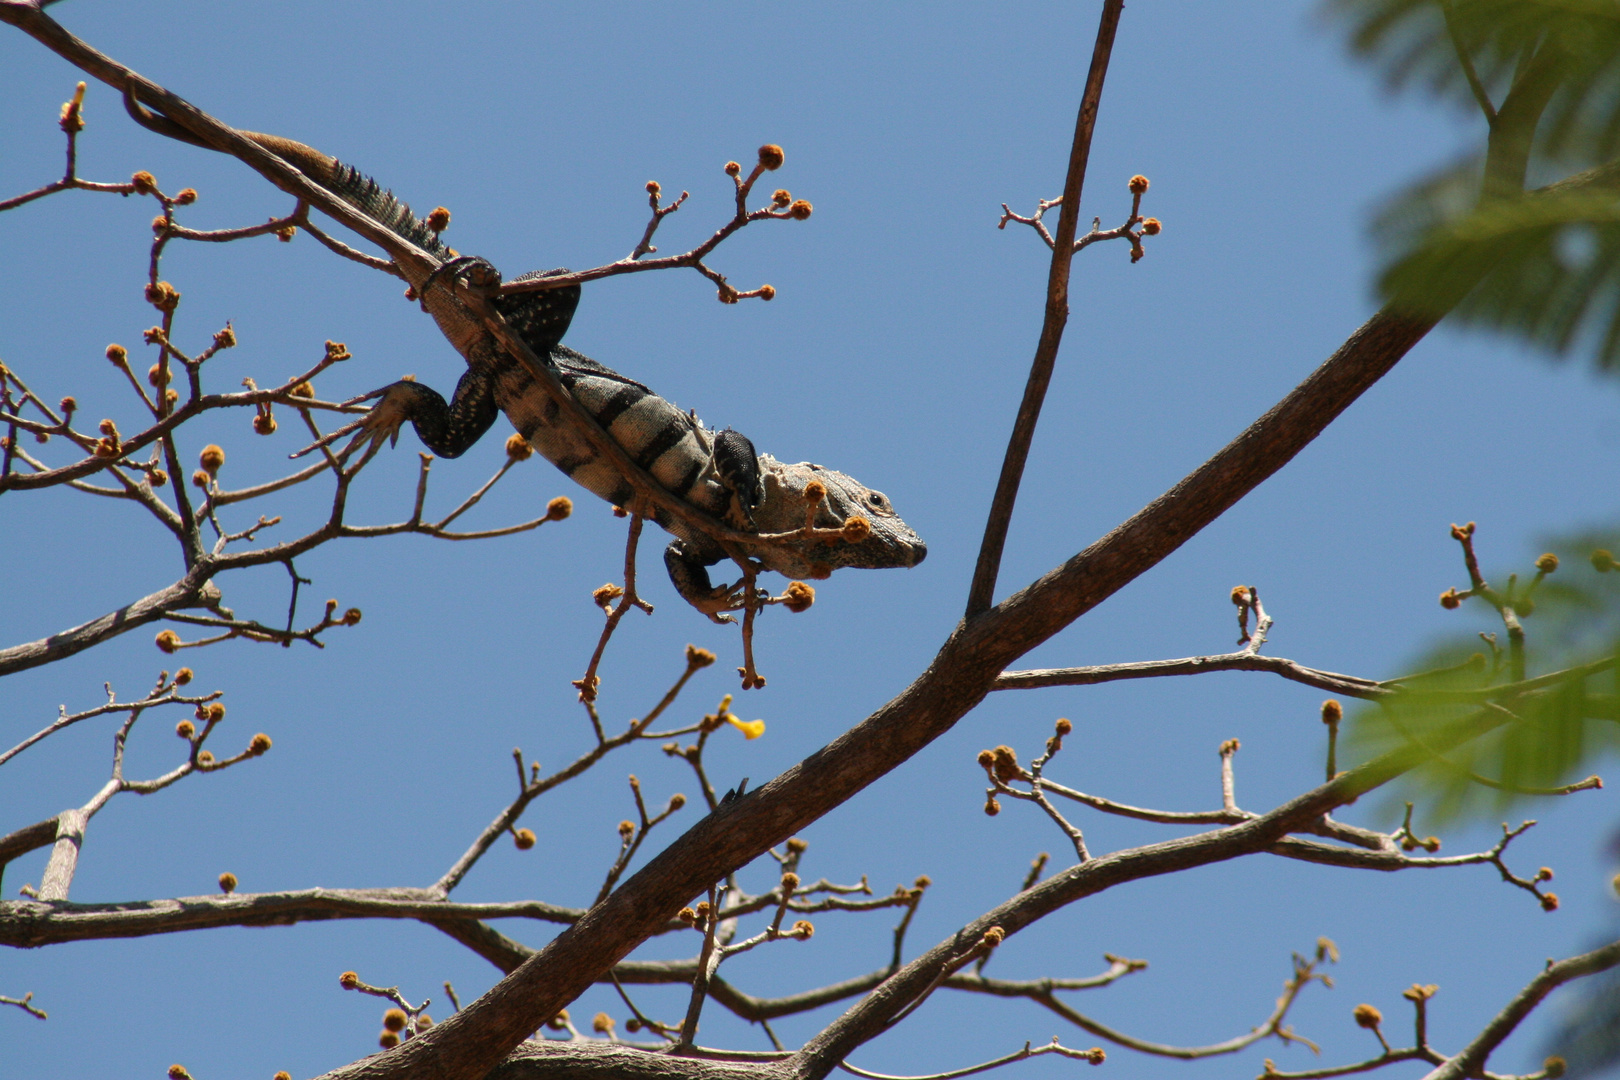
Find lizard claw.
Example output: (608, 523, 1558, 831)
(418, 255, 502, 309)
(357, 385, 412, 450)
(689, 579, 771, 625)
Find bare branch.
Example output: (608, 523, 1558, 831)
(434, 650, 708, 896)
(1, 679, 218, 768)
(1424, 940, 1620, 1080)
(0, 888, 583, 949)
(575, 514, 656, 703)
(0, 568, 213, 677)
(0, 991, 47, 1020)
(965, 0, 1125, 618)
(995, 651, 1388, 699)
(838, 1038, 1104, 1080)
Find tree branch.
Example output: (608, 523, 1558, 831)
(1424, 939, 1620, 1080)
(995, 652, 1388, 698)
(965, 0, 1124, 619)
(0, 889, 583, 949)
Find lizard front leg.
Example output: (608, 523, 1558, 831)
(361, 368, 499, 458)
(713, 427, 764, 526)
(664, 540, 763, 624)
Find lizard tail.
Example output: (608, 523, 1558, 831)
(122, 83, 449, 258)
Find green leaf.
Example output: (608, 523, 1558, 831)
(1334, 1, 1620, 370)
(1333, 0, 1620, 163)
(1377, 181, 1620, 366)
(1348, 533, 1620, 823)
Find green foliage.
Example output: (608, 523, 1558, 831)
(1336, 0, 1620, 163)
(1376, 178, 1620, 365)
(1334, 0, 1620, 369)
(1349, 535, 1620, 823)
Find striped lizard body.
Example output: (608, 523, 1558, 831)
(123, 100, 926, 618)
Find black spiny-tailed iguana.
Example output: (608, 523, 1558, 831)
(125, 95, 926, 620)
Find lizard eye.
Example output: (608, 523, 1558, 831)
(868, 492, 886, 508)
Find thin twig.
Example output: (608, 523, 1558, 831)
(575, 514, 655, 703)
(838, 1037, 1104, 1080)
(677, 883, 724, 1049)
(0, 991, 47, 1020)
(965, 0, 1125, 619)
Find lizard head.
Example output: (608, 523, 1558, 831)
(750, 457, 927, 580)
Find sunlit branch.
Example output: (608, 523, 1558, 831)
(965, 0, 1125, 619)
(995, 652, 1388, 698)
(0, 888, 585, 949)
(839, 1037, 1104, 1080)
(575, 513, 656, 703)
(433, 650, 710, 895)
(1030, 941, 1332, 1060)
(0, 676, 218, 768)
(0, 991, 47, 1020)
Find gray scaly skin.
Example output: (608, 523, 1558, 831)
(124, 98, 926, 618)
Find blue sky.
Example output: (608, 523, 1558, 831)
(3, 3, 1618, 1079)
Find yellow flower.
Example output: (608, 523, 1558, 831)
(726, 714, 766, 740)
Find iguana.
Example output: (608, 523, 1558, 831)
(124, 93, 926, 620)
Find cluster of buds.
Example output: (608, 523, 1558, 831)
(781, 580, 815, 613)
(1126, 175, 1161, 260)
(93, 418, 121, 458)
(1537, 867, 1560, 911)
(1046, 716, 1072, 755)
(335, 971, 433, 1049)
(378, 1006, 432, 1048)
(252, 399, 276, 435)
(504, 432, 533, 461)
(679, 898, 715, 932)
(59, 82, 86, 133)
(978, 744, 1023, 784)
(319, 598, 363, 627)
(144, 280, 181, 313)
(592, 582, 625, 613)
